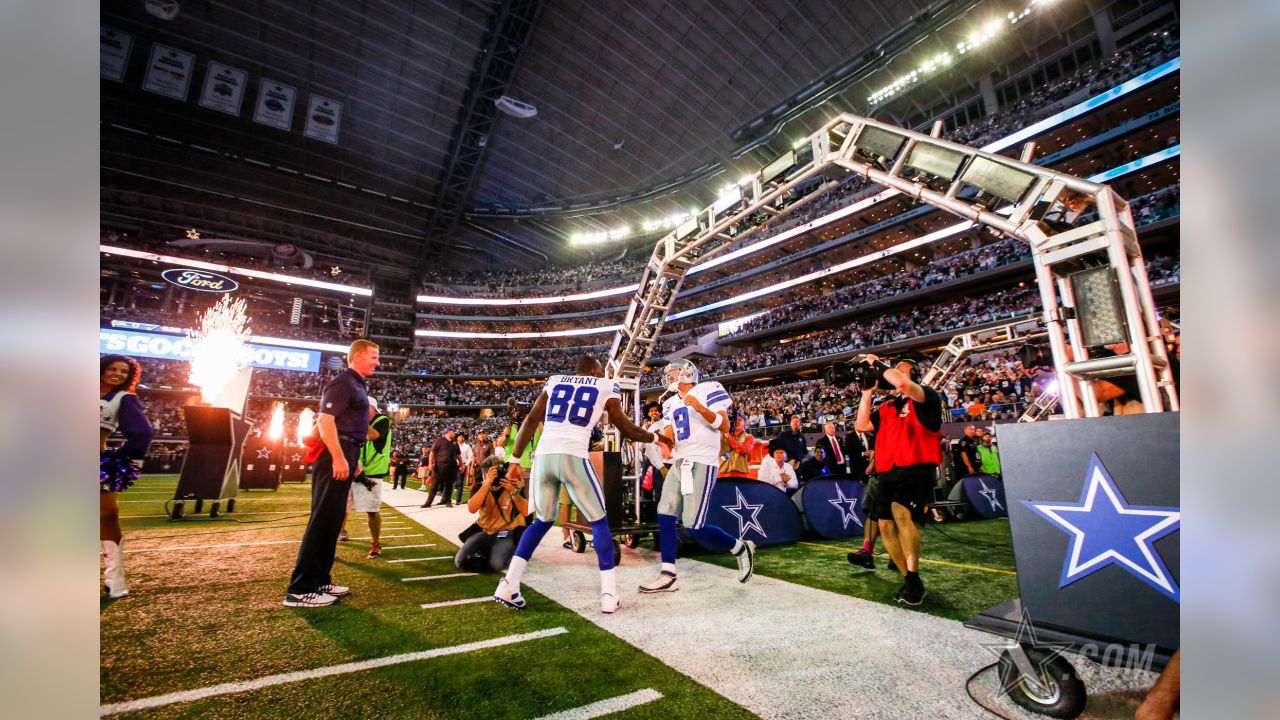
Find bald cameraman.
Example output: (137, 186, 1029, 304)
(853, 354, 943, 607)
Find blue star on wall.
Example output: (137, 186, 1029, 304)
(1025, 453, 1180, 602)
(256, 447, 271, 459)
(723, 487, 768, 539)
(827, 485, 864, 529)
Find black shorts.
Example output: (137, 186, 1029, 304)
(862, 475, 882, 521)
(872, 464, 937, 522)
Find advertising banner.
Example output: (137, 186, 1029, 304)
(199, 61, 248, 116)
(99, 328, 321, 372)
(142, 43, 195, 100)
(303, 94, 343, 144)
(100, 26, 133, 81)
(253, 79, 297, 131)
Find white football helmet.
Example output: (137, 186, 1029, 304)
(664, 358, 700, 392)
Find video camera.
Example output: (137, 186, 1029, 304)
(820, 355, 902, 391)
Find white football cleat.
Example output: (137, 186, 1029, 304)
(600, 592, 620, 614)
(638, 571, 679, 593)
(102, 540, 129, 598)
(734, 540, 756, 583)
(493, 577, 527, 610)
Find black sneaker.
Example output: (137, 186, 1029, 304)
(562, 540, 573, 550)
(420, 501, 431, 508)
(897, 577, 926, 606)
(847, 550, 875, 569)
(887, 557, 898, 572)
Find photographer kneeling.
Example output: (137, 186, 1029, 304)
(852, 354, 943, 607)
(455, 455, 528, 573)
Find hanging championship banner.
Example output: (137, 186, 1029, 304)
(100, 26, 133, 82)
(199, 61, 248, 116)
(303, 94, 343, 144)
(253, 79, 296, 131)
(142, 43, 194, 100)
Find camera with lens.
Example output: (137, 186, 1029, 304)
(821, 354, 896, 391)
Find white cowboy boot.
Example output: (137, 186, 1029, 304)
(102, 540, 129, 598)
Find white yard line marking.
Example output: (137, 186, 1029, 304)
(348, 534, 423, 540)
(382, 543, 436, 549)
(125, 540, 300, 553)
(531, 689, 664, 720)
(98, 628, 568, 717)
(401, 573, 477, 582)
(386, 556, 451, 563)
(419, 597, 491, 609)
(122, 510, 303, 519)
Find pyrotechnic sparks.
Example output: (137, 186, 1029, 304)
(188, 295, 252, 405)
(268, 402, 285, 440)
(296, 408, 315, 445)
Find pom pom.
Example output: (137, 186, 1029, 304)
(100, 449, 141, 493)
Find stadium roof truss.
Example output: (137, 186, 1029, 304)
(607, 114, 1178, 421)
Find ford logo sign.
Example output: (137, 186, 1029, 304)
(161, 268, 239, 293)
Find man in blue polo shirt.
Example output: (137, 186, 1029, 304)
(284, 339, 380, 608)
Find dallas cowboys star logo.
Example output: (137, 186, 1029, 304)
(827, 485, 863, 529)
(979, 606, 1073, 698)
(723, 487, 768, 539)
(291, 453, 303, 462)
(1025, 453, 1180, 602)
(979, 478, 1004, 512)
(256, 447, 271, 459)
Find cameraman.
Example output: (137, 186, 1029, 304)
(455, 456, 528, 573)
(853, 354, 943, 607)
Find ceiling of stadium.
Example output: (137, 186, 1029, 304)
(101, 0, 1031, 270)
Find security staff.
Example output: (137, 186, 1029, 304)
(853, 355, 942, 607)
(284, 339, 380, 608)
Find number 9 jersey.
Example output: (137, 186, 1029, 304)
(661, 381, 733, 466)
(535, 375, 622, 459)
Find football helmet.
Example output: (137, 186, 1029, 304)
(663, 358, 700, 392)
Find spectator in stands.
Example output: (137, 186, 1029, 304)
(814, 421, 854, 475)
(768, 415, 808, 468)
(757, 448, 799, 493)
(719, 416, 756, 479)
(455, 456, 527, 573)
(798, 447, 831, 483)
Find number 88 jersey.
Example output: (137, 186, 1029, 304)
(535, 374, 622, 459)
(661, 381, 732, 466)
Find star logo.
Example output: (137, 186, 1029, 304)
(722, 487, 767, 539)
(1025, 453, 1180, 602)
(185, 228, 200, 240)
(161, 463, 172, 471)
(978, 478, 1004, 512)
(827, 484, 863, 529)
(979, 607, 1073, 698)
(256, 447, 271, 459)
(291, 453, 303, 462)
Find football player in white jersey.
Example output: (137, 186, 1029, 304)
(640, 358, 755, 594)
(495, 356, 671, 613)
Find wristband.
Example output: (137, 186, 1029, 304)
(710, 413, 724, 430)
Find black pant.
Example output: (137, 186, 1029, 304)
(287, 440, 360, 595)
(392, 464, 408, 489)
(426, 465, 458, 506)
(454, 531, 516, 573)
(453, 467, 468, 504)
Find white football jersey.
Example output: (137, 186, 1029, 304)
(662, 381, 732, 465)
(535, 374, 621, 458)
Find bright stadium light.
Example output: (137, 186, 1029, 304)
(99, 245, 373, 296)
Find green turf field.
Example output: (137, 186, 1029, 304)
(103, 475, 1018, 718)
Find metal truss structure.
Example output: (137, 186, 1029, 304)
(415, 0, 546, 265)
(607, 113, 1179, 421)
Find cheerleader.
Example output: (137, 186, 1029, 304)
(100, 355, 154, 598)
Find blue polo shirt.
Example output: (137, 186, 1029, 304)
(320, 369, 369, 441)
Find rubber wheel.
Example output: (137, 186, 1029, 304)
(624, 533, 641, 549)
(570, 530, 587, 553)
(226, 499, 236, 513)
(170, 501, 184, 520)
(612, 539, 622, 566)
(998, 647, 1087, 719)
(209, 502, 220, 519)
(194, 498, 204, 514)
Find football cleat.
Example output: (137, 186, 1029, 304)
(638, 571, 679, 593)
(734, 540, 756, 583)
(600, 592, 620, 614)
(493, 578, 527, 610)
